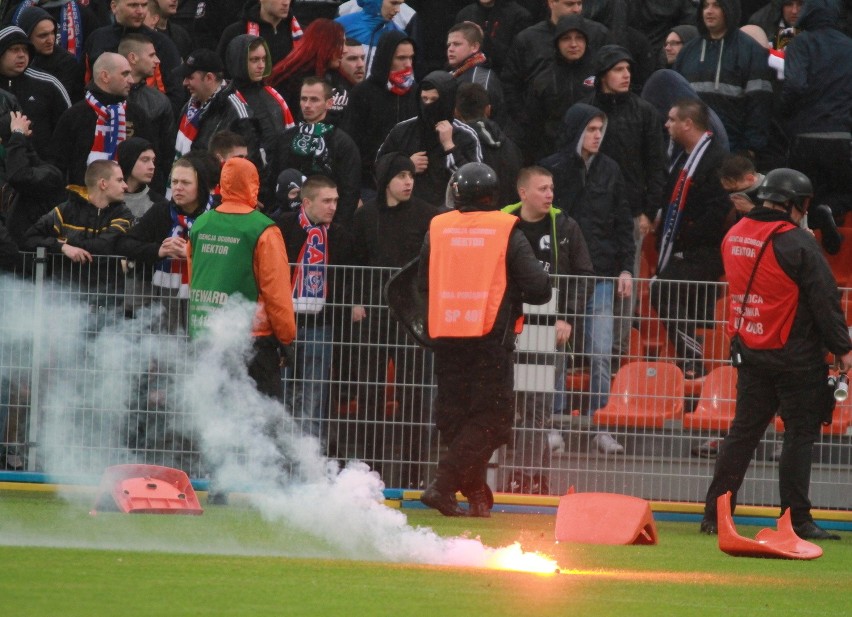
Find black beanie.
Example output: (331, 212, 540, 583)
(116, 137, 155, 181)
(593, 44, 633, 79)
(14, 6, 56, 39)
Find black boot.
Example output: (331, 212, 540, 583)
(810, 204, 843, 255)
(465, 485, 494, 518)
(421, 482, 466, 517)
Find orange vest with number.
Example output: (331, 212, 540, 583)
(428, 210, 517, 338)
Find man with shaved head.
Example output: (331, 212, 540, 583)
(49, 51, 157, 186)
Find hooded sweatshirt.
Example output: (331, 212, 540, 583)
(188, 157, 295, 344)
(376, 70, 482, 206)
(672, 0, 774, 153)
(628, 0, 697, 51)
(748, 0, 798, 48)
(660, 25, 699, 68)
(583, 0, 654, 91)
(781, 0, 852, 136)
(216, 1, 302, 66)
(539, 103, 634, 277)
(342, 30, 418, 187)
(225, 34, 294, 153)
(335, 0, 403, 76)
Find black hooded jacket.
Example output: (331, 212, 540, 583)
(376, 71, 482, 207)
(539, 103, 634, 277)
(781, 0, 852, 136)
(526, 15, 596, 159)
(672, 0, 774, 154)
(217, 1, 300, 65)
(748, 0, 796, 45)
(454, 0, 534, 73)
(584, 0, 654, 92)
(583, 45, 666, 220)
(341, 30, 419, 187)
(627, 0, 697, 51)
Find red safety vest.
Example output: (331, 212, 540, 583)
(723, 217, 798, 349)
(428, 210, 517, 338)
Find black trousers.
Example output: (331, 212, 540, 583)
(433, 343, 514, 496)
(703, 363, 829, 526)
(247, 336, 283, 401)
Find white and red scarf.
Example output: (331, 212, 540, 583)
(291, 206, 328, 314)
(85, 91, 126, 164)
(657, 131, 713, 274)
(174, 81, 227, 157)
(247, 16, 303, 45)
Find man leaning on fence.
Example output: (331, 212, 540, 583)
(701, 168, 852, 541)
(418, 162, 552, 517)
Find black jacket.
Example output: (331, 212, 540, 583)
(217, 2, 300, 65)
(584, 0, 655, 93)
(267, 123, 361, 227)
(584, 88, 666, 220)
(31, 47, 85, 103)
(376, 71, 482, 207)
(116, 199, 206, 267)
(47, 85, 155, 186)
(501, 17, 607, 122)
(525, 15, 596, 159)
(1, 131, 65, 245)
(539, 103, 634, 277)
(731, 206, 852, 370)
(85, 22, 185, 115)
(627, 0, 697, 51)
(781, 0, 852, 136)
(177, 81, 251, 153)
(0, 67, 71, 158)
(463, 117, 522, 207)
(341, 30, 419, 187)
(128, 81, 176, 194)
(672, 0, 774, 153)
(455, 0, 533, 73)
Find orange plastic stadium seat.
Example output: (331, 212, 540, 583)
(775, 397, 852, 436)
(815, 229, 852, 287)
(682, 365, 738, 431)
(593, 361, 685, 429)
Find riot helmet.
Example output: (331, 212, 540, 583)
(756, 168, 813, 213)
(451, 162, 499, 211)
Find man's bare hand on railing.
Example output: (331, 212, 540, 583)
(60, 242, 92, 263)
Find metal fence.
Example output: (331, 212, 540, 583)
(1, 251, 850, 510)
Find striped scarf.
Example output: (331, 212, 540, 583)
(291, 205, 328, 314)
(657, 131, 713, 274)
(450, 51, 487, 78)
(85, 91, 126, 164)
(152, 201, 211, 297)
(238, 84, 295, 129)
(246, 16, 303, 45)
(14, 0, 82, 60)
(174, 81, 227, 157)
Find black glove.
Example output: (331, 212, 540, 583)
(279, 342, 296, 368)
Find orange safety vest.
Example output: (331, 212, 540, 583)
(428, 209, 517, 338)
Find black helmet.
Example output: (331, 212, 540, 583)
(451, 162, 499, 211)
(756, 168, 813, 212)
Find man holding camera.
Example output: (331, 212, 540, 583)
(700, 168, 852, 541)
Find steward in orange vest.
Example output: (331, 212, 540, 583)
(417, 162, 551, 517)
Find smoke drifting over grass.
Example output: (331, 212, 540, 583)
(0, 274, 558, 572)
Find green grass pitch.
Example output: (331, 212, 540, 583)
(1, 491, 849, 616)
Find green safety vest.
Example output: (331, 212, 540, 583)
(187, 208, 274, 338)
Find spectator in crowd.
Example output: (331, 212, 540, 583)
(217, 0, 304, 67)
(748, 0, 802, 49)
(4, 0, 102, 63)
(336, 0, 404, 76)
(540, 102, 634, 454)
(267, 77, 360, 225)
(268, 168, 304, 218)
(781, 0, 852, 227)
(187, 156, 295, 400)
(295, 0, 346, 23)
(225, 34, 296, 157)
(48, 52, 154, 187)
(719, 152, 763, 217)
(628, 0, 697, 53)
(24, 159, 131, 260)
(341, 30, 417, 196)
(0, 26, 70, 158)
(653, 98, 730, 379)
(266, 18, 345, 115)
(85, 0, 185, 115)
(501, 0, 607, 131)
(276, 174, 355, 445)
(116, 136, 165, 221)
(582, 0, 654, 92)
(328, 37, 365, 123)
(377, 70, 481, 207)
(173, 48, 250, 158)
(454, 82, 521, 207)
(418, 162, 552, 516)
(701, 167, 852, 541)
(119, 33, 176, 192)
(117, 155, 212, 330)
(660, 25, 698, 68)
(144, 0, 193, 58)
(673, 0, 774, 158)
(445, 21, 506, 127)
(14, 5, 84, 102)
(454, 0, 534, 74)
(501, 165, 594, 493)
(349, 152, 438, 488)
(525, 14, 595, 159)
(0, 110, 65, 245)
